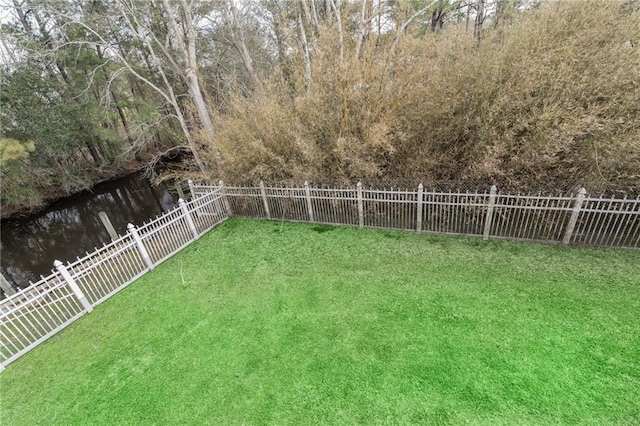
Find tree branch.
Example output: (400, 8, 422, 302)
(391, 1, 437, 54)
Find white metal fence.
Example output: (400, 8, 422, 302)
(216, 181, 639, 249)
(1, 180, 638, 370)
(0, 189, 228, 370)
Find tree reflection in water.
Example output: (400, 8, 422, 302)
(1, 173, 178, 295)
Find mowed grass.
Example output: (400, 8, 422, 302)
(1, 219, 639, 425)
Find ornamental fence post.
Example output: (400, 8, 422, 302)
(483, 185, 497, 240)
(416, 183, 424, 232)
(127, 223, 154, 270)
(187, 180, 196, 200)
(357, 182, 364, 228)
(54, 260, 93, 313)
(219, 180, 232, 215)
(563, 188, 587, 245)
(260, 181, 271, 219)
(179, 198, 199, 240)
(305, 181, 315, 222)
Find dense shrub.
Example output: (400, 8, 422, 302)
(210, 0, 639, 194)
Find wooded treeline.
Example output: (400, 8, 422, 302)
(1, 0, 639, 212)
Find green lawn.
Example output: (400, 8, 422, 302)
(1, 219, 639, 425)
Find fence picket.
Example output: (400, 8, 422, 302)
(620, 196, 640, 246)
(609, 197, 629, 246)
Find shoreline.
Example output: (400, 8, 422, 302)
(1, 164, 147, 220)
(0, 149, 184, 221)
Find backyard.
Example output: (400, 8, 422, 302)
(1, 218, 639, 424)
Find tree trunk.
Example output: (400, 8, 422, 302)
(228, 2, 263, 91)
(173, 94, 207, 172)
(86, 141, 103, 165)
(330, 0, 344, 66)
(300, 0, 319, 39)
(309, 0, 320, 33)
(114, 101, 131, 138)
(273, 11, 292, 88)
(181, 0, 215, 138)
(13, 0, 33, 36)
(392, 1, 436, 54)
(96, 45, 133, 142)
(158, 0, 216, 168)
(466, 1, 471, 32)
(185, 68, 215, 142)
(431, 6, 445, 32)
(355, 0, 368, 60)
(474, 0, 485, 45)
(493, 0, 507, 28)
(298, 8, 312, 97)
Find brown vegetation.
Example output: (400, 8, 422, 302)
(209, 1, 640, 194)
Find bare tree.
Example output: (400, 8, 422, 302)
(298, 3, 312, 96)
(222, 1, 263, 91)
(53, 0, 222, 171)
(474, 0, 485, 44)
(391, 1, 437, 54)
(330, 0, 344, 66)
(160, 0, 215, 144)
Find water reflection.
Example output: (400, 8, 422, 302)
(1, 173, 179, 294)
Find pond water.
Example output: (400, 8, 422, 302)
(0, 172, 184, 295)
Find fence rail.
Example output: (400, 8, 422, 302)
(0, 188, 228, 370)
(218, 181, 639, 249)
